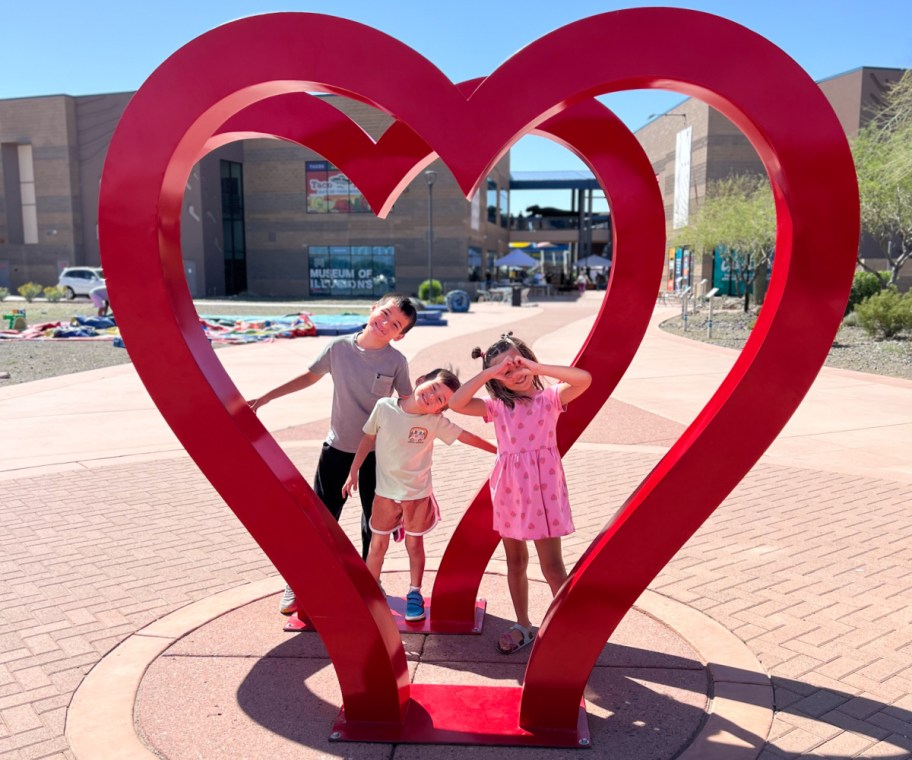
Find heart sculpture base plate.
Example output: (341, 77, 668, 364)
(283, 596, 487, 634)
(331, 684, 590, 748)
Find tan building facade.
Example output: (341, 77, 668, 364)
(634, 66, 908, 295)
(0, 92, 512, 299)
(2, 67, 905, 299)
(1, 92, 129, 291)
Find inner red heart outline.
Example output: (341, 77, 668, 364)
(99, 9, 858, 736)
(208, 81, 667, 631)
(203, 79, 668, 725)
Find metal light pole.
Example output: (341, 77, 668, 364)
(425, 169, 437, 300)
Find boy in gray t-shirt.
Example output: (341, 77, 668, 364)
(248, 294, 418, 616)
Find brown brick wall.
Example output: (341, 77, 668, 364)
(0, 96, 82, 289)
(4, 67, 900, 298)
(240, 95, 509, 298)
(635, 67, 909, 292)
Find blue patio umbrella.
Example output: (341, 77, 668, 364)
(493, 249, 538, 268)
(576, 254, 613, 270)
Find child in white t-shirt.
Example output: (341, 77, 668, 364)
(343, 368, 496, 621)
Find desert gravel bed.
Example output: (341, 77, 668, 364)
(0, 298, 371, 387)
(2, 298, 910, 387)
(659, 305, 912, 381)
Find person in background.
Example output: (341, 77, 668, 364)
(576, 271, 589, 294)
(89, 285, 109, 317)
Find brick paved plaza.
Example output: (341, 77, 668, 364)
(1, 296, 911, 758)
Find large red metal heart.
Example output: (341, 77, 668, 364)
(98, 8, 858, 743)
(205, 84, 669, 644)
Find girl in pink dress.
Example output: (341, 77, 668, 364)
(449, 332, 591, 654)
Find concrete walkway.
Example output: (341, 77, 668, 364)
(1, 294, 911, 758)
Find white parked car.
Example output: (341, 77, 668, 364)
(58, 267, 105, 299)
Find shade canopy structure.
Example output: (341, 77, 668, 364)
(493, 249, 538, 268)
(509, 242, 569, 251)
(577, 254, 613, 270)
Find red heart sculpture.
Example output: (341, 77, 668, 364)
(208, 90, 436, 217)
(98, 8, 858, 741)
(205, 84, 669, 642)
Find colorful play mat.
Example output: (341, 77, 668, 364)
(0, 312, 369, 344)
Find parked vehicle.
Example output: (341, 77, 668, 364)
(58, 267, 105, 299)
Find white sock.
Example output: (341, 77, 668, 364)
(409, 585, 421, 594)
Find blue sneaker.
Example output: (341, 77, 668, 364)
(405, 590, 425, 622)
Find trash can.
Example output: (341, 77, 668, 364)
(511, 284, 522, 307)
(445, 289, 470, 313)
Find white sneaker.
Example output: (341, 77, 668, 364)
(279, 585, 297, 615)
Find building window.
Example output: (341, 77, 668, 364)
(1, 143, 38, 245)
(306, 161, 370, 213)
(468, 246, 482, 282)
(486, 179, 497, 224)
(498, 188, 509, 229)
(18, 145, 37, 244)
(221, 160, 247, 295)
(308, 246, 395, 297)
(486, 250, 499, 282)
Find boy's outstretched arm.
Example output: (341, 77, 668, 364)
(456, 430, 497, 454)
(342, 433, 376, 498)
(248, 370, 322, 412)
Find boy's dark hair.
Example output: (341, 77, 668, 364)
(419, 367, 461, 393)
(470, 332, 543, 409)
(377, 293, 418, 334)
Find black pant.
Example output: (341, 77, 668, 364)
(313, 443, 376, 560)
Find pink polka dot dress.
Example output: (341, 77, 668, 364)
(484, 385, 574, 541)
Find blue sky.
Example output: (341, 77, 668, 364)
(3, 1, 910, 207)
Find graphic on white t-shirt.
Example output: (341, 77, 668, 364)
(408, 427, 428, 444)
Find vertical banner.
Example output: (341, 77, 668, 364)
(471, 193, 481, 230)
(672, 125, 692, 229)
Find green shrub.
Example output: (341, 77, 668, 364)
(845, 270, 890, 314)
(17, 282, 43, 302)
(418, 279, 443, 303)
(855, 289, 912, 338)
(43, 286, 65, 302)
(0, 287, 8, 302)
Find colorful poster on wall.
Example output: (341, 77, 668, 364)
(712, 247, 772, 296)
(306, 161, 369, 213)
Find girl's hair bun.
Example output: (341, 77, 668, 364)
(470, 346, 484, 360)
